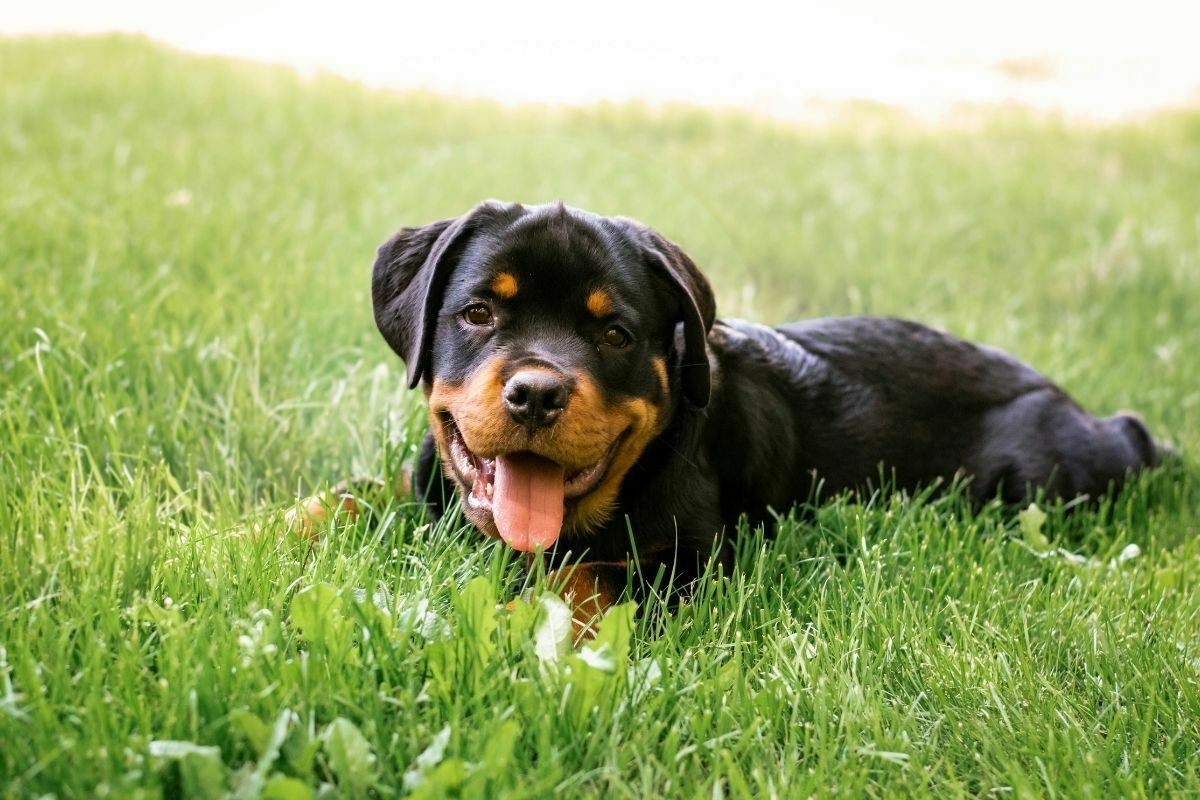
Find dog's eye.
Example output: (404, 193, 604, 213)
(463, 304, 493, 326)
(601, 326, 630, 348)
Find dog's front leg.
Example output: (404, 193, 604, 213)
(283, 477, 399, 538)
(283, 431, 456, 538)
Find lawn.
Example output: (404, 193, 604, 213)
(2, 35, 1199, 798)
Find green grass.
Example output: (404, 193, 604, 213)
(2, 34, 1200, 799)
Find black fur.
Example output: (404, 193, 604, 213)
(373, 201, 1163, 584)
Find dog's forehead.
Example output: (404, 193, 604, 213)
(455, 209, 653, 310)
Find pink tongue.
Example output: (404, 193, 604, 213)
(492, 453, 565, 552)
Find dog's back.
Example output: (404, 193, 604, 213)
(708, 315, 1159, 511)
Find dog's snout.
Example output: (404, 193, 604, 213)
(503, 369, 571, 428)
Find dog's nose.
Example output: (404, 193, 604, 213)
(503, 369, 570, 428)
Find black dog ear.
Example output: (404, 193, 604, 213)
(371, 217, 455, 387)
(614, 220, 717, 407)
(371, 201, 523, 388)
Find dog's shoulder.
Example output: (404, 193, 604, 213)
(709, 318, 825, 383)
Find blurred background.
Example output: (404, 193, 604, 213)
(7, 0, 1200, 120)
(2, 3, 1198, 499)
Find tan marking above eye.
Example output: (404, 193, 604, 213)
(491, 272, 518, 299)
(586, 289, 613, 317)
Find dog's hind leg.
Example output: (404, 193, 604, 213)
(972, 389, 1165, 504)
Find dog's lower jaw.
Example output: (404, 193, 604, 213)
(433, 410, 650, 544)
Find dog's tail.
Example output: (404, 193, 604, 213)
(1155, 437, 1183, 466)
(1111, 411, 1182, 469)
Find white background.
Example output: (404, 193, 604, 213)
(6, 0, 1200, 120)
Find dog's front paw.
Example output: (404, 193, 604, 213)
(283, 490, 362, 539)
(280, 468, 418, 539)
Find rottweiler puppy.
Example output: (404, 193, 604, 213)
(358, 200, 1164, 622)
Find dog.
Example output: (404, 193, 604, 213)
(302, 200, 1165, 626)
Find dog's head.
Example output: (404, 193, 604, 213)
(372, 201, 715, 551)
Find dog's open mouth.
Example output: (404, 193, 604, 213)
(441, 413, 622, 552)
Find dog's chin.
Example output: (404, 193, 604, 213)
(439, 413, 625, 541)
